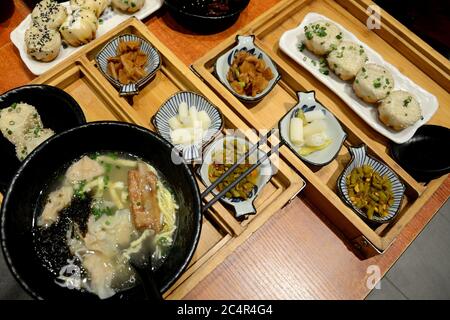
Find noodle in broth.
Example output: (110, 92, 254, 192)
(33, 152, 177, 299)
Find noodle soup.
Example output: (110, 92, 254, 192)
(33, 151, 177, 299)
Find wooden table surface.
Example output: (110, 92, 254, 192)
(1, 0, 449, 300)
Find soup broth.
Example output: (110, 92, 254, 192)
(33, 151, 178, 299)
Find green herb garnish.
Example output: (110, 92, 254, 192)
(403, 96, 412, 107)
(103, 175, 110, 190)
(103, 162, 112, 174)
(74, 180, 87, 199)
(373, 81, 381, 88)
(107, 152, 119, 160)
(298, 42, 306, 52)
(319, 68, 329, 75)
(92, 205, 114, 221)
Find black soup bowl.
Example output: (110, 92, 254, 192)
(0, 121, 202, 300)
(0, 84, 86, 194)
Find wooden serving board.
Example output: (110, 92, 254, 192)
(19, 18, 305, 299)
(192, 0, 450, 256)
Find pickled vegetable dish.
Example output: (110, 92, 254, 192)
(290, 108, 331, 156)
(208, 139, 259, 200)
(226, 51, 274, 97)
(345, 164, 394, 219)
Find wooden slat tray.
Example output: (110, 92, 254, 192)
(191, 0, 450, 256)
(21, 18, 305, 299)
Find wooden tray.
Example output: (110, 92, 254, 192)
(11, 18, 305, 299)
(191, 0, 450, 256)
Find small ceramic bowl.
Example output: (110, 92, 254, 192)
(152, 91, 224, 161)
(164, 0, 250, 33)
(198, 135, 273, 218)
(279, 91, 347, 166)
(214, 35, 281, 103)
(389, 125, 450, 182)
(95, 33, 161, 96)
(337, 144, 406, 224)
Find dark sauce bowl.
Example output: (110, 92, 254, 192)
(0, 84, 86, 194)
(389, 125, 450, 182)
(164, 0, 250, 33)
(0, 121, 202, 300)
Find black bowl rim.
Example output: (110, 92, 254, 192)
(0, 84, 86, 122)
(0, 84, 86, 193)
(336, 144, 406, 224)
(164, 0, 250, 20)
(389, 124, 450, 175)
(0, 121, 203, 300)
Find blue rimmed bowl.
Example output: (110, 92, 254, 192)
(152, 91, 224, 161)
(95, 33, 161, 96)
(279, 91, 347, 166)
(198, 134, 273, 218)
(214, 35, 281, 103)
(337, 145, 406, 224)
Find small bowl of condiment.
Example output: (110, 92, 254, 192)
(152, 91, 224, 161)
(337, 144, 405, 224)
(198, 134, 273, 218)
(214, 35, 281, 103)
(95, 33, 161, 96)
(164, 0, 250, 33)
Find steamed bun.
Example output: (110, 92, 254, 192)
(303, 20, 342, 55)
(378, 90, 422, 131)
(353, 63, 394, 103)
(327, 41, 368, 80)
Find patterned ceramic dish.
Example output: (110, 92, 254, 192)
(278, 91, 347, 166)
(95, 33, 161, 96)
(152, 91, 224, 161)
(198, 135, 273, 218)
(337, 144, 405, 224)
(214, 35, 281, 103)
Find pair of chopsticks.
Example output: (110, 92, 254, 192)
(201, 130, 282, 212)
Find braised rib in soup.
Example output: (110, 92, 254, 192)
(33, 152, 178, 299)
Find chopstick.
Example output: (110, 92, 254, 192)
(200, 130, 274, 199)
(202, 140, 282, 213)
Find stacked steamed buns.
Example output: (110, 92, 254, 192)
(25, 0, 146, 62)
(303, 19, 422, 131)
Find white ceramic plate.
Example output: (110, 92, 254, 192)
(279, 12, 439, 144)
(10, 0, 163, 75)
